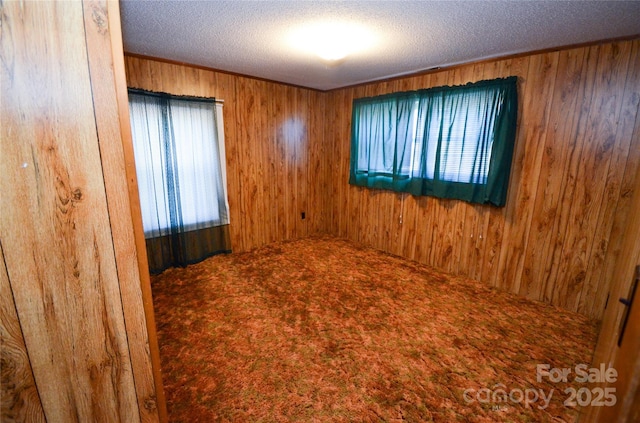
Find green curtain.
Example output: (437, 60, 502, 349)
(349, 76, 518, 206)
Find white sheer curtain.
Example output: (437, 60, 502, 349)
(129, 92, 229, 238)
(128, 89, 231, 272)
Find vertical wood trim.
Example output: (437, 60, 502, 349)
(83, 1, 166, 421)
(1, 1, 140, 420)
(0, 243, 46, 423)
(110, 3, 169, 422)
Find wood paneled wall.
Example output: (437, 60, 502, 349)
(124, 57, 329, 253)
(324, 39, 640, 320)
(583, 157, 640, 422)
(125, 39, 639, 320)
(8, 3, 634, 422)
(1, 1, 160, 421)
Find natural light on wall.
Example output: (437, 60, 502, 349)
(289, 21, 376, 61)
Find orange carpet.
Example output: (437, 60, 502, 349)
(151, 237, 598, 422)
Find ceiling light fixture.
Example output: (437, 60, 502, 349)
(289, 21, 376, 61)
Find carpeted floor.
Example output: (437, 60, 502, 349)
(151, 237, 598, 422)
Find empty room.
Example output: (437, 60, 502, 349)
(1, 1, 639, 423)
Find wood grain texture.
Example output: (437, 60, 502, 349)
(577, 41, 639, 317)
(497, 52, 558, 296)
(1, 1, 154, 421)
(1, 244, 46, 423)
(125, 39, 639, 320)
(581, 155, 640, 423)
(551, 42, 631, 312)
(324, 40, 640, 320)
(83, 1, 163, 421)
(105, 1, 168, 420)
(522, 47, 588, 306)
(124, 56, 325, 253)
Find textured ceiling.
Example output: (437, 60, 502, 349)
(120, 1, 640, 91)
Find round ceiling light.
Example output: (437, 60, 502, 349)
(289, 21, 376, 61)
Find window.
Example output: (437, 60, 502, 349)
(350, 77, 518, 206)
(129, 90, 229, 238)
(128, 89, 231, 273)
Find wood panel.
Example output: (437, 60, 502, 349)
(126, 39, 638, 320)
(1, 1, 157, 421)
(83, 1, 164, 421)
(9, 3, 636, 421)
(522, 47, 589, 304)
(551, 42, 631, 312)
(579, 42, 640, 317)
(581, 155, 640, 423)
(124, 56, 324, 253)
(307, 90, 328, 235)
(497, 52, 558, 295)
(1, 243, 46, 422)
(324, 39, 640, 320)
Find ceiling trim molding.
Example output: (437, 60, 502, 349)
(124, 52, 325, 93)
(340, 33, 640, 92)
(124, 33, 639, 93)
